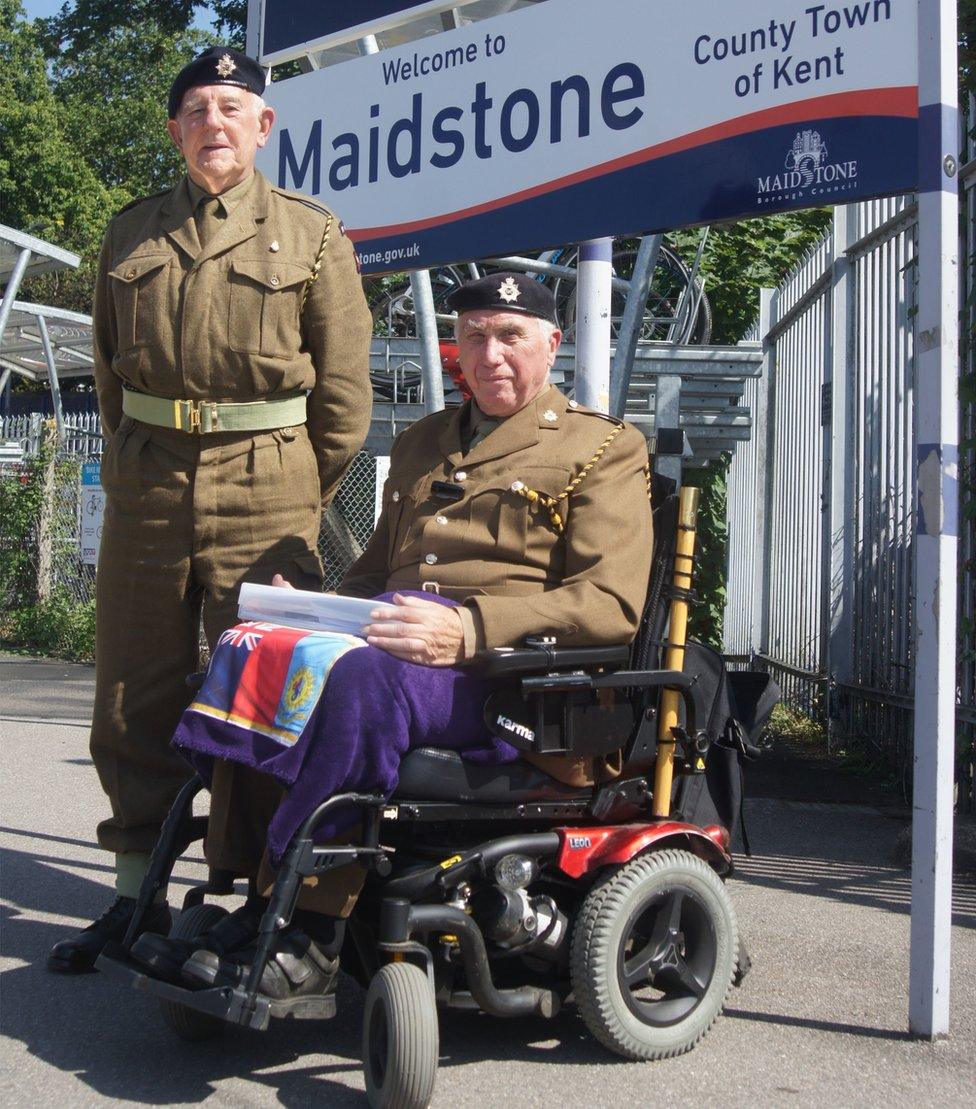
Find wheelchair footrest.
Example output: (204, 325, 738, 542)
(96, 943, 336, 1030)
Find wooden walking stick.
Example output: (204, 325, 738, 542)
(651, 485, 701, 818)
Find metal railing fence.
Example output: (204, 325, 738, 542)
(725, 179, 975, 805)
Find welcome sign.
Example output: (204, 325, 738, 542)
(256, 0, 919, 273)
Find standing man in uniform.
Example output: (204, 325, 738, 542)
(48, 46, 374, 972)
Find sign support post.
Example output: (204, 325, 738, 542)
(909, 0, 959, 1040)
(575, 239, 613, 413)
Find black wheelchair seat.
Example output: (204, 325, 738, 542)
(394, 747, 591, 804)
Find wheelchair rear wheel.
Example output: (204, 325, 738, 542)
(363, 961, 439, 1109)
(158, 903, 229, 1042)
(571, 848, 737, 1060)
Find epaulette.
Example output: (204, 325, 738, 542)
(567, 402, 625, 427)
(115, 190, 169, 217)
(271, 186, 333, 218)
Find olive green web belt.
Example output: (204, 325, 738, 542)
(121, 389, 307, 434)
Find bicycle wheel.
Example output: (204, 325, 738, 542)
(550, 241, 711, 344)
(367, 266, 468, 338)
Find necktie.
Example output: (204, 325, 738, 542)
(467, 417, 501, 451)
(195, 196, 222, 249)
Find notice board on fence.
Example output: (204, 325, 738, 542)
(256, 0, 919, 273)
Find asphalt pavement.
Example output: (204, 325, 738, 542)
(2, 652, 975, 1107)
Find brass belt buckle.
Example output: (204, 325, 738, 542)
(176, 399, 219, 434)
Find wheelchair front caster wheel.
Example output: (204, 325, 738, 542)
(363, 961, 438, 1109)
(158, 903, 229, 1042)
(571, 848, 737, 1060)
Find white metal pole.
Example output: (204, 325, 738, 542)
(575, 239, 613, 413)
(909, 0, 959, 1041)
(0, 247, 31, 341)
(36, 314, 64, 442)
(245, 0, 262, 57)
(826, 206, 856, 751)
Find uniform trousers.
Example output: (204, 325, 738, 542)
(91, 416, 324, 856)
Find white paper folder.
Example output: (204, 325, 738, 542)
(237, 583, 375, 637)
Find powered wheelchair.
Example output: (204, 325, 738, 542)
(98, 451, 778, 1109)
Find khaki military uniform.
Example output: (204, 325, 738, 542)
(343, 385, 652, 648)
(91, 170, 373, 856)
(205, 385, 653, 906)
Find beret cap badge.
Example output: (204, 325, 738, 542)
(215, 53, 237, 77)
(497, 276, 521, 303)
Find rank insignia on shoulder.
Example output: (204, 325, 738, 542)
(269, 240, 279, 252)
(543, 409, 558, 422)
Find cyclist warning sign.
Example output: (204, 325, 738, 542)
(257, 0, 918, 273)
(80, 461, 104, 567)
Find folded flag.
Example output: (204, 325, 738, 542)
(188, 621, 365, 746)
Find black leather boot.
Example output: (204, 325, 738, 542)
(47, 896, 172, 973)
(130, 899, 264, 984)
(182, 926, 339, 1000)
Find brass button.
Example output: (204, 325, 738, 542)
(270, 274, 280, 287)
(391, 490, 400, 502)
(435, 515, 448, 525)
(568, 399, 579, 409)
(125, 269, 136, 279)
(425, 553, 438, 565)
(455, 470, 467, 481)
(511, 481, 524, 492)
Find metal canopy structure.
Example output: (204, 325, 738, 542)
(0, 224, 85, 436)
(0, 303, 94, 384)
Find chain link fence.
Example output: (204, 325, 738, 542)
(0, 414, 381, 623)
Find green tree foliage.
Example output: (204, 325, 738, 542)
(0, 1, 126, 310)
(673, 210, 831, 345)
(211, 0, 246, 45)
(52, 23, 206, 198)
(5, 1, 211, 311)
(37, 0, 200, 53)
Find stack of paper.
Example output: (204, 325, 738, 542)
(237, 583, 376, 637)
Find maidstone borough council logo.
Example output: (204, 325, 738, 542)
(757, 129, 859, 207)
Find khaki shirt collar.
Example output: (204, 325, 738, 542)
(160, 171, 271, 262)
(186, 172, 257, 217)
(439, 383, 563, 468)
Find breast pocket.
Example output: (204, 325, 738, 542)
(108, 253, 171, 354)
(466, 484, 531, 562)
(228, 259, 309, 356)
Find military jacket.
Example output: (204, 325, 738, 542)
(341, 387, 653, 651)
(92, 171, 373, 503)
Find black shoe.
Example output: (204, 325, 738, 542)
(130, 900, 264, 984)
(47, 896, 171, 974)
(182, 926, 339, 1001)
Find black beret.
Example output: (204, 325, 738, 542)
(446, 271, 558, 325)
(168, 47, 266, 119)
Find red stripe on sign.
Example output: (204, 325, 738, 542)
(348, 85, 918, 243)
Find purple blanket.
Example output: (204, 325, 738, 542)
(172, 592, 519, 863)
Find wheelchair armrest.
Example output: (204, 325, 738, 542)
(473, 643, 631, 677)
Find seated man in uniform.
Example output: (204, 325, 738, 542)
(133, 272, 654, 1003)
